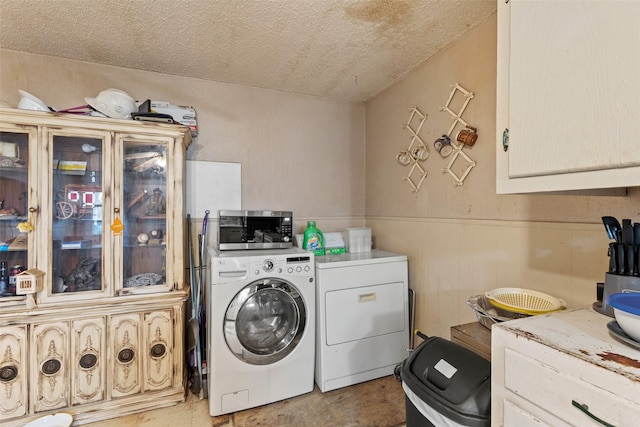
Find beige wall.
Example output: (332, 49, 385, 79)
(0, 48, 367, 234)
(365, 14, 640, 338)
(365, 13, 640, 224)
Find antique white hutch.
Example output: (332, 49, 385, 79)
(0, 109, 191, 425)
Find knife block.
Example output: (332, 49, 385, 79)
(593, 273, 640, 317)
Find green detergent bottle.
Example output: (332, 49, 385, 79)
(303, 221, 324, 256)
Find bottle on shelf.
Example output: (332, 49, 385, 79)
(0, 261, 8, 295)
(303, 221, 324, 256)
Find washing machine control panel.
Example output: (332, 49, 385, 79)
(250, 254, 314, 277)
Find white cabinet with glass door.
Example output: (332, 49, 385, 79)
(0, 109, 190, 426)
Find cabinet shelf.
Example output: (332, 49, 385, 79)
(125, 171, 166, 178)
(0, 294, 25, 302)
(134, 215, 165, 220)
(0, 247, 27, 252)
(0, 166, 27, 176)
(59, 244, 102, 250)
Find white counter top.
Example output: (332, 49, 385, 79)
(495, 306, 640, 383)
(492, 306, 640, 426)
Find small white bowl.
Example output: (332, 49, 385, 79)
(23, 413, 73, 427)
(608, 293, 640, 342)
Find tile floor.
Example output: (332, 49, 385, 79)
(85, 376, 407, 427)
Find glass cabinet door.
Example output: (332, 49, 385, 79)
(49, 132, 106, 297)
(120, 137, 172, 292)
(0, 126, 33, 300)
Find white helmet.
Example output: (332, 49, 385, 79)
(85, 88, 135, 119)
(17, 90, 49, 111)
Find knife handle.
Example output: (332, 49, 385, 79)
(618, 243, 626, 274)
(609, 243, 618, 274)
(628, 244, 636, 276)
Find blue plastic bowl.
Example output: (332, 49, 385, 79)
(608, 293, 640, 341)
(608, 293, 640, 314)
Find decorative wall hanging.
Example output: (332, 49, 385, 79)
(438, 83, 478, 186)
(397, 106, 428, 192)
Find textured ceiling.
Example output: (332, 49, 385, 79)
(0, 0, 496, 102)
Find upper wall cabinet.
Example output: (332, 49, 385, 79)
(496, 0, 640, 194)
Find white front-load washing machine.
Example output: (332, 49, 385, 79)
(207, 247, 315, 416)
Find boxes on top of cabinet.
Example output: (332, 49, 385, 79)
(150, 101, 198, 137)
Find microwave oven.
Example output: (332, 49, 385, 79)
(218, 210, 293, 250)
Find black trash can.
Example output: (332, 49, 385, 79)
(401, 336, 491, 427)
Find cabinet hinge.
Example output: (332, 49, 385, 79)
(502, 128, 509, 152)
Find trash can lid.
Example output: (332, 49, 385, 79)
(401, 336, 491, 426)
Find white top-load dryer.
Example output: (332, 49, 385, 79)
(314, 250, 409, 392)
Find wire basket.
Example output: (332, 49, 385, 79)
(485, 287, 565, 316)
(466, 294, 528, 329)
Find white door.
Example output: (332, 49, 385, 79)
(507, 0, 640, 178)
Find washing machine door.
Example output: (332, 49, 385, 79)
(224, 278, 306, 365)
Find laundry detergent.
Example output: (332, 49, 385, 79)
(303, 221, 324, 256)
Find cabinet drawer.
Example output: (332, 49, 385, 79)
(503, 399, 568, 427)
(505, 348, 640, 426)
